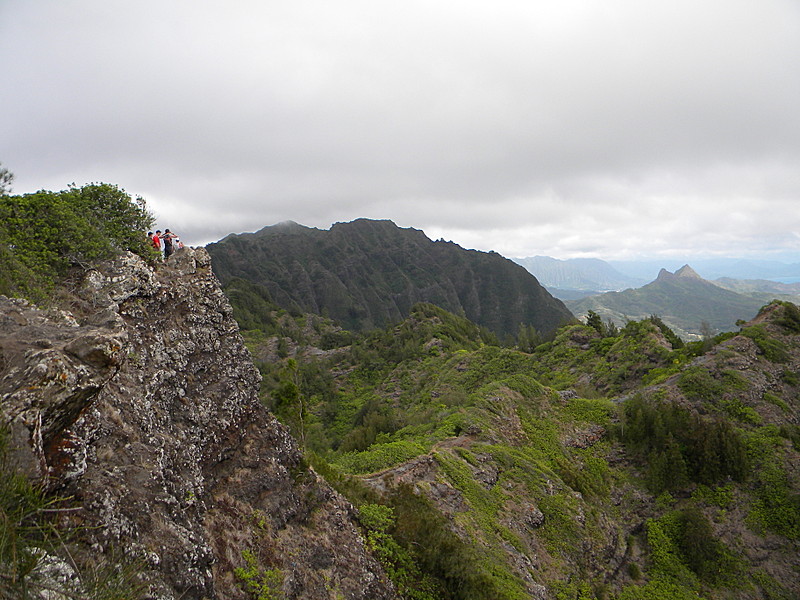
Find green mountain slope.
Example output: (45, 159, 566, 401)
(206, 219, 573, 339)
(567, 265, 765, 339)
(235, 294, 800, 600)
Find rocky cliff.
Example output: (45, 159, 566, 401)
(0, 248, 395, 599)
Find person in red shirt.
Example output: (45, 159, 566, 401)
(152, 230, 163, 258)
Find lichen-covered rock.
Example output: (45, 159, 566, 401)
(0, 248, 395, 600)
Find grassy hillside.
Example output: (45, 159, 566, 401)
(233, 292, 800, 600)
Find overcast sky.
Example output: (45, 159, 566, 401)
(2, 1, 799, 261)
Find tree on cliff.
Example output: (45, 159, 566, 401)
(586, 310, 604, 334)
(0, 182, 155, 301)
(0, 162, 13, 195)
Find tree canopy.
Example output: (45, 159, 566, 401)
(0, 183, 155, 301)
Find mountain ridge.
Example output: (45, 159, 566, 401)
(206, 218, 574, 339)
(3, 184, 798, 600)
(2, 246, 798, 599)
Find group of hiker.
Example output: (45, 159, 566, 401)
(148, 229, 183, 259)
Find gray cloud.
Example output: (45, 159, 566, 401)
(1, 0, 799, 260)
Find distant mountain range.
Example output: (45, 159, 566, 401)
(565, 265, 766, 339)
(609, 258, 800, 282)
(515, 255, 800, 296)
(206, 219, 573, 339)
(512, 256, 644, 292)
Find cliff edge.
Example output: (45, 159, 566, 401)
(0, 248, 395, 600)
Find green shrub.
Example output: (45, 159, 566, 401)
(616, 508, 739, 599)
(721, 369, 750, 391)
(780, 369, 800, 387)
(674, 506, 740, 583)
(359, 503, 395, 533)
(358, 504, 440, 600)
(645, 438, 689, 494)
(647, 315, 684, 349)
(336, 440, 428, 474)
(778, 424, 800, 451)
(720, 397, 761, 424)
(748, 462, 800, 539)
(0, 183, 155, 301)
(557, 453, 613, 499)
(388, 484, 524, 600)
(642, 365, 681, 386)
(763, 392, 789, 412)
(234, 549, 283, 600)
(773, 301, 800, 333)
(642, 517, 698, 586)
(692, 484, 734, 509)
(677, 366, 722, 403)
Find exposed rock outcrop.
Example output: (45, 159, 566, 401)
(0, 248, 395, 600)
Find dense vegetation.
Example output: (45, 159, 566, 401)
(232, 287, 800, 600)
(620, 395, 748, 494)
(0, 181, 155, 302)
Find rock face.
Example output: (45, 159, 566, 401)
(0, 248, 395, 600)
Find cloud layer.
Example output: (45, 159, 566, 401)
(2, 0, 799, 259)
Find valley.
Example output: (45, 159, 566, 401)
(227, 270, 800, 600)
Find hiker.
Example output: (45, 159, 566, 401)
(151, 230, 163, 257)
(161, 229, 177, 259)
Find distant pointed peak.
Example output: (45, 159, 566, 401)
(655, 268, 674, 281)
(675, 264, 702, 279)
